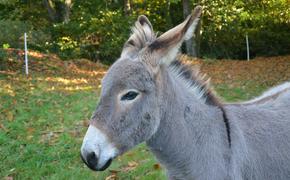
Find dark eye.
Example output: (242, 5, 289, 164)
(121, 91, 139, 101)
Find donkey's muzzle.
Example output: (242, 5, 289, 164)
(81, 152, 112, 171)
(81, 125, 118, 171)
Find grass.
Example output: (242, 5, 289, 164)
(1, 52, 289, 179)
(214, 81, 269, 102)
(0, 72, 166, 179)
(1, 50, 167, 179)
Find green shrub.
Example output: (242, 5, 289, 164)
(0, 20, 29, 48)
(0, 48, 7, 70)
(81, 10, 133, 63)
(50, 9, 134, 63)
(0, 20, 51, 52)
(200, 0, 290, 59)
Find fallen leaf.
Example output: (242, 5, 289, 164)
(0, 123, 8, 132)
(153, 163, 161, 170)
(105, 173, 118, 180)
(7, 111, 14, 121)
(82, 120, 89, 127)
(26, 135, 33, 140)
(109, 169, 120, 174)
(4, 176, 13, 180)
(122, 161, 139, 172)
(27, 127, 35, 134)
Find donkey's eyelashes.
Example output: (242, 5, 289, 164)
(121, 91, 139, 101)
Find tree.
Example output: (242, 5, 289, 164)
(124, 0, 132, 16)
(182, 0, 201, 57)
(1, 0, 289, 61)
(43, 0, 72, 23)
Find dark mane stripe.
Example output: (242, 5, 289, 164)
(169, 59, 231, 147)
(169, 59, 222, 107)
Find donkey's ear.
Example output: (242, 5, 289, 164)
(147, 6, 202, 65)
(121, 15, 155, 58)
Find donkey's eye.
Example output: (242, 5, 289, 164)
(121, 91, 139, 101)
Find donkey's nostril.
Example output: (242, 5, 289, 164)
(86, 152, 99, 171)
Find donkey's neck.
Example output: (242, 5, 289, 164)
(147, 67, 231, 179)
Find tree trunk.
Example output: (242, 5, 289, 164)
(63, 0, 72, 23)
(43, 0, 57, 22)
(43, 0, 72, 23)
(165, 0, 173, 28)
(195, 18, 201, 57)
(124, 0, 131, 16)
(182, 0, 200, 57)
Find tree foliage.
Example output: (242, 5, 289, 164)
(0, 0, 289, 63)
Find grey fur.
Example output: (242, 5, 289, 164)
(83, 6, 290, 180)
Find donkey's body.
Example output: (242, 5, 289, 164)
(81, 6, 290, 180)
(224, 85, 290, 180)
(147, 62, 290, 179)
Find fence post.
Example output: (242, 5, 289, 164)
(24, 32, 28, 75)
(246, 34, 250, 61)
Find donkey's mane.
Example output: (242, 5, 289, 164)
(169, 59, 222, 107)
(124, 18, 156, 52)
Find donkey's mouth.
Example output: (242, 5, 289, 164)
(86, 159, 113, 171)
(81, 152, 113, 171)
(97, 158, 113, 171)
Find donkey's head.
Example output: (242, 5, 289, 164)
(81, 6, 202, 171)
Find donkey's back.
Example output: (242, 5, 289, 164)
(226, 82, 290, 179)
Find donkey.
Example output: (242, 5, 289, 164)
(81, 6, 290, 180)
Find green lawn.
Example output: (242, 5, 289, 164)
(0, 70, 269, 179)
(0, 73, 167, 180)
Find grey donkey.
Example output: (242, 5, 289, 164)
(81, 6, 290, 180)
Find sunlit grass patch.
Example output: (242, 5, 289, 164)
(0, 80, 165, 179)
(0, 59, 164, 179)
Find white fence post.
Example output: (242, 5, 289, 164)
(246, 34, 250, 61)
(24, 32, 28, 75)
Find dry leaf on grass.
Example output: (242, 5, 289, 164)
(105, 173, 118, 180)
(0, 123, 8, 132)
(122, 161, 139, 172)
(4, 176, 13, 180)
(109, 169, 120, 174)
(153, 163, 161, 170)
(7, 111, 14, 121)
